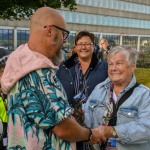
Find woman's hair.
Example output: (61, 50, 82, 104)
(75, 30, 94, 45)
(100, 38, 108, 43)
(107, 45, 138, 65)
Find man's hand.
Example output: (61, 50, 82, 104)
(88, 126, 114, 145)
(98, 126, 113, 140)
(88, 127, 107, 145)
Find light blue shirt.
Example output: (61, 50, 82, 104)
(85, 75, 150, 150)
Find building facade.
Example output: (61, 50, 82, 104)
(0, 0, 150, 53)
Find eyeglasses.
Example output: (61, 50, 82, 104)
(76, 43, 93, 48)
(44, 25, 70, 40)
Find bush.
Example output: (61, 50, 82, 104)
(135, 68, 150, 88)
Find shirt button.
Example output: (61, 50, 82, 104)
(128, 112, 131, 116)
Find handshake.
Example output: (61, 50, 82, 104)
(88, 126, 115, 145)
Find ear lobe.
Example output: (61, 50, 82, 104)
(131, 63, 136, 72)
(48, 29, 51, 36)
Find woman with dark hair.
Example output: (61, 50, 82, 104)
(56, 31, 108, 150)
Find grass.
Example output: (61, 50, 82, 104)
(135, 68, 150, 88)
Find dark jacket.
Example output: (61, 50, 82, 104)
(98, 45, 111, 61)
(56, 53, 108, 105)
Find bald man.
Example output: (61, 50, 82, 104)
(1, 7, 108, 150)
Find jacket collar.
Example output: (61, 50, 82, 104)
(64, 52, 100, 69)
(101, 75, 137, 96)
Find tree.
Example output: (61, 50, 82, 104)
(0, 0, 77, 20)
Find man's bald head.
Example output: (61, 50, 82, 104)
(28, 7, 68, 61)
(30, 7, 66, 33)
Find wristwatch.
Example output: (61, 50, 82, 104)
(112, 127, 117, 137)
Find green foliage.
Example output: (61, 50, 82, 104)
(135, 68, 150, 88)
(0, 0, 77, 20)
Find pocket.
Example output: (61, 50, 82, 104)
(87, 100, 107, 127)
(118, 108, 138, 124)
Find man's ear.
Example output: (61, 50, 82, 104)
(45, 25, 52, 36)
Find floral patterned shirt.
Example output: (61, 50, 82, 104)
(7, 68, 75, 150)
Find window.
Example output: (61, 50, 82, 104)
(85, 14, 89, 24)
(96, 15, 101, 25)
(122, 36, 138, 48)
(65, 11, 70, 22)
(118, 18, 122, 27)
(72, 12, 77, 22)
(76, 0, 150, 14)
(60, 10, 150, 29)
(78, 13, 83, 23)
(93, 33, 100, 44)
(17, 30, 29, 47)
(102, 34, 120, 47)
(93, 0, 97, 6)
(102, 16, 107, 25)
(0, 29, 14, 51)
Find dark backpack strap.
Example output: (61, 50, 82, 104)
(116, 82, 140, 111)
